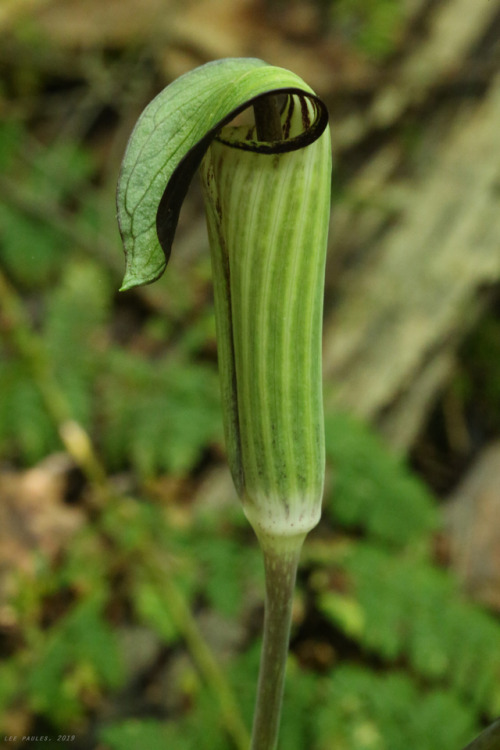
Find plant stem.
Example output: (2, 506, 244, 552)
(0, 269, 108, 500)
(250, 537, 304, 750)
(253, 95, 283, 141)
(150, 555, 251, 750)
(462, 719, 500, 750)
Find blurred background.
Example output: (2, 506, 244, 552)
(1, 0, 500, 748)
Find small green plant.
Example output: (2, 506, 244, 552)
(116, 58, 331, 749)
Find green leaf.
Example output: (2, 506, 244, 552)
(102, 350, 221, 476)
(0, 662, 21, 714)
(192, 536, 263, 617)
(132, 577, 179, 644)
(324, 412, 437, 545)
(100, 719, 186, 750)
(322, 542, 500, 713)
(116, 57, 328, 290)
(28, 596, 123, 724)
(316, 666, 477, 750)
(0, 359, 57, 462)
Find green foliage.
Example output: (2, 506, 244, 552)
(0, 359, 57, 462)
(188, 534, 264, 618)
(0, 300, 221, 476)
(174, 689, 233, 750)
(101, 719, 182, 750)
(103, 657, 474, 750)
(0, 662, 21, 716)
(330, 0, 403, 60)
(324, 412, 437, 546)
(318, 542, 500, 711)
(0, 122, 94, 287)
(101, 702, 233, 750)
(131, 574, 180, 644)
(0, 122, 222, 475)
(45, 259, 111, 426)
(102, 349, 221, 476)
(316, 666, 477, 750)
(278, 663, 320, 750)
(27, 595, 123, 725)
(0, 298, 221, 475)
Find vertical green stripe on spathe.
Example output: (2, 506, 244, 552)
(201, 120, 331, 541)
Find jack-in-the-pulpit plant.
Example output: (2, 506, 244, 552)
(116, 58, 331, 750)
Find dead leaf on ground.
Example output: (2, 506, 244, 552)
(0, 453, 84, 626)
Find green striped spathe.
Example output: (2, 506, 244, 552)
(201, 112, 331, 543)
